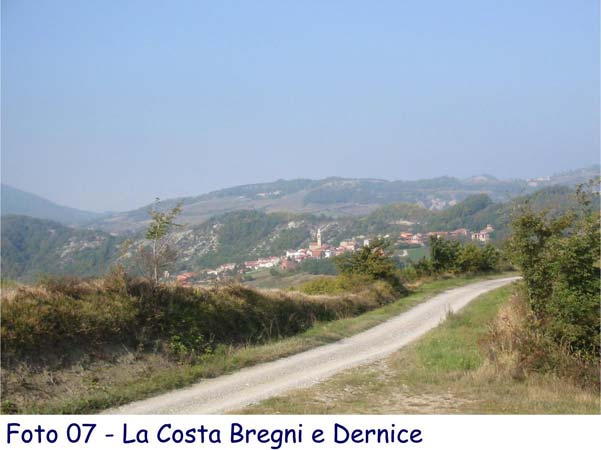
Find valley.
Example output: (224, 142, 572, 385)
(0, 175, 585, 284)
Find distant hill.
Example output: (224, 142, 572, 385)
(86, 165, 599, 233)
(3, 166, 596, 233)
(87, 175, 523, 233)
(1, 184, 104, 225)
(2, 185, 589, 282)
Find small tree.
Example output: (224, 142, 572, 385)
(140, 199, 183, 284)
(481, 243, 501, 271)
(456, 242, 483, 273)
(456, 242, 501, 273)
(429, 236, 461, 273)
(334, 238, 406, 293)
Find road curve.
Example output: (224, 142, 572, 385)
(107, 276, 519, 414)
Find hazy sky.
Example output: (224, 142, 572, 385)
(2, 0, 599, 212)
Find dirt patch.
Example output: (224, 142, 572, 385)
(384, 391, 475, 413)
(296, 360, 476, 414)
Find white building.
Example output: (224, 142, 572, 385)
(471, 225, 494, 243)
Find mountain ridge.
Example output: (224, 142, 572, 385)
(0, 184, 107, 226)
(2, 165, 597, 233)
(81, 165, 601, 233)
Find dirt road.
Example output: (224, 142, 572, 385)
(107, 276, 519, 414)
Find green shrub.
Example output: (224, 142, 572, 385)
(334, 238, 406, 294)
(398, 265, 419, 283)
(429, 236, 461, 273)
(507, 181, 600, 368)
(413, 238, 501, 277)
(412, 257, 434, 277)
(456, 243, 501, 273)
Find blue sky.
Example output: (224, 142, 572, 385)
(2, 0, 599, 211)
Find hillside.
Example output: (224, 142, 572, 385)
(1, 184, 105, 225)
(83, 166, 599, 233)
(82, 175, 521, 233)
(0, 215, 123, 281)
(1, 185, 585, 282)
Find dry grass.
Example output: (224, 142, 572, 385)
(245, 270, 328, 290)
(481, 289, 600, 397)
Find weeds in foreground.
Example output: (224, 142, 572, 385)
(482, 293, 600, 391)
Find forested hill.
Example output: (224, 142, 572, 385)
(0, 215, 123, 281)
(1, 185, 586, 282)
(340, 185, 580, 240)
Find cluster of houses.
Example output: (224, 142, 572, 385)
(284, 229, 368, 262)
(399, 224, 495, 245)
(243, 257, 281, 270)
(174, 224, 494, 285)
(173, 228, 367, 285)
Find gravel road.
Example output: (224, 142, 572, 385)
(107, 276, 519, 414)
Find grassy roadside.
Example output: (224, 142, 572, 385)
(2, 272, 513, 414)
(238, 283, 600, 414)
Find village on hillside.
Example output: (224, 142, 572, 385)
(174, 224, 495, 286)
